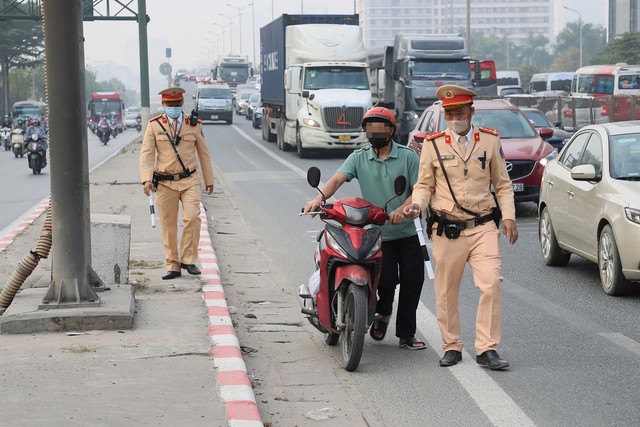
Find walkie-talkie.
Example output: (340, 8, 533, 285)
(189, 109, 199, 126)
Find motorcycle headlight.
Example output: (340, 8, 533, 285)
(539, 149, 558, 167)
(364, 236, 382, 259)
(625, 207, 640, 224)
(31, 134, 38, 141)
(325, 229, 349, 259)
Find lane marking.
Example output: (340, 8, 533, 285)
(415, 302, 535, 426)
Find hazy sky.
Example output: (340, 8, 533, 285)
(81, 0, 607, 94)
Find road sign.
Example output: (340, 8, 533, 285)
(166, 48, 172, 58)
(159, 62, 172, 76)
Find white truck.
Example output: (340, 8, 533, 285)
(260, 14, 371, 158)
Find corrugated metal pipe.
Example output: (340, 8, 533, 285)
(0, 202, 52, 314)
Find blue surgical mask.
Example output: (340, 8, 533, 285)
(164, 107, 182, 119)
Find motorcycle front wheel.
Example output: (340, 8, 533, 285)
(340, 283, 367, 372)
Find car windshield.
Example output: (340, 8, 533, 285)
(610, 134, 640, 179)
(239, 92, 253, 100)
(249, 93, 260, 102)
(523, 109, 551, 127)
(199, 88, 231, 99)
(303, 66, 369, 90)
(408, 59, 470, 80)
(438, 108, 538, 138)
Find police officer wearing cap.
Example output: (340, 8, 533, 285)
(303, 107, 427, 350)
(140, 87, 214, 280)
(404, 84, 518, 370)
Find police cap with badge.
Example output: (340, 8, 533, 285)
(436, 84, 477, 109)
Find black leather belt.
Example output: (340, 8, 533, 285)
(153, 169, 196, 182)
(431, 212, 496, 239)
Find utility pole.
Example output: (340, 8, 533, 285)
(137, 0, 150, 132)
(41, 0, 100, 308)
(466, 0, 471, 58)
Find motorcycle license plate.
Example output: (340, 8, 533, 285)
(338, 135, 351, 142)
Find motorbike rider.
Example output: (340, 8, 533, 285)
(97, 114, 111, 137)
(2, 114, 13, 129)
(26, 117, 48, 166)
(303, 107, 426, 350)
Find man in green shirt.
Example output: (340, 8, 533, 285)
(303, 107, 426, 350)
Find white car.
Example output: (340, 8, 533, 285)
(123, 113, 138, 129)
(538, 121, 640, 295)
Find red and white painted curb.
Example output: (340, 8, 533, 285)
(198, 204, 263, 427)
(0, 198, 49, 253)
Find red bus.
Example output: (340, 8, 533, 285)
(88, 92, 125, 131)
(571, 64, 640, 121)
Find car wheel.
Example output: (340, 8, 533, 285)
(598, 224, 631, 296)
(539, 207, 570, 266)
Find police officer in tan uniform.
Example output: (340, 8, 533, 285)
(140, 87, 214, 280)
(403, 85, 518, 370)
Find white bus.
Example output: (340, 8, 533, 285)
(571, 63, 640, 121)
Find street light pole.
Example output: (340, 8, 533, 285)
(226, 3, 251, 56)
(212, 23, 226, 55)
(563, 6, 583, 68)
(219, 13, 234, 53)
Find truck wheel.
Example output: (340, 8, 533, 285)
(296, 127, 309, 158)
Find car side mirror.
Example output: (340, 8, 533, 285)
(539, 127, 554, 140)
(570, 164, 598, 181)
(192, 94, 196, 100)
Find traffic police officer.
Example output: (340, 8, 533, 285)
(140, 87, 214, 280)
(403, 85, 518, 370)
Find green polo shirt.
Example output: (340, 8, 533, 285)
(338, 142, 420, 241)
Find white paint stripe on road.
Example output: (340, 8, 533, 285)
(599, 332, 640, 357)
(220, 385, 257, 403)
(214, 357, 248, 372)
(231, 125, 307, 179)
(416, 302, 535, 427)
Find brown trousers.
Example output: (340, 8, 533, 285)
(431, 223, 503, 355)
(156, 184, 202, 271)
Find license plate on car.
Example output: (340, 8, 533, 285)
(338, 135, 351, 142)
(512, 183, 524, 192)
(211, 115, 218, 120)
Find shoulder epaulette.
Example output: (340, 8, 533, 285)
(425, 130, 446, 140)
(478, 126, 499, 136)
(149, 114, 162, 123)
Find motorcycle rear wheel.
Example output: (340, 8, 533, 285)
(340, 283, 367, 372)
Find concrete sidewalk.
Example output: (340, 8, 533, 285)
(0, 138, 384, 427)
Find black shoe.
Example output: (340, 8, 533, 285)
(180, 263, 201, 275)
(439, 350, 462, 367)
(162, 270, 181, 280)
(476, 350, 510, 370)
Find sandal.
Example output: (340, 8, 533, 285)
(399, 337, 427, 351)
(369, 317, 389, 341)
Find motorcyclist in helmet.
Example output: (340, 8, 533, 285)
(302, 106, 427, 350)
(1, 114, 13, 129)
(26, 116, 48, 166)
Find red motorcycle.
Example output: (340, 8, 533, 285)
(299, 166, 406, 371)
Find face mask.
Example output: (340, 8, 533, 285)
(445, 119, 470, 135)
(368, 132, 390, 149)
(164, 107, 182, 119)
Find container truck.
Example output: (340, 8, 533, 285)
(373, 34, 473, 144)
(260, 14, 371, 157)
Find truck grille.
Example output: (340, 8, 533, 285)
(506, 160, 535, 180)
(322, 106, 365, 132)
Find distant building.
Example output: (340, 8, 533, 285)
(355, 0, 555, 51)
(609, 0, 640, 40)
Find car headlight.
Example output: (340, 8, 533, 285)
(539, 149, 558, 167)
(625, 207, 640, 224)
(302, 117, 320, 127)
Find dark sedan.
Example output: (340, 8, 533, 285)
(521, 107, 573, 151)
(252, 106, 262, 129)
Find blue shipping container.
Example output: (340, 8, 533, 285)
(260, 14, 359, 106)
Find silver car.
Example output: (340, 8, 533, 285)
(538, 121, 640, 295)
(544, 96, 607, 132)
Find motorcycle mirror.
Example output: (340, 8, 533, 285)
(307, 167, 321, 188)
(394, 176, 407, 196)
